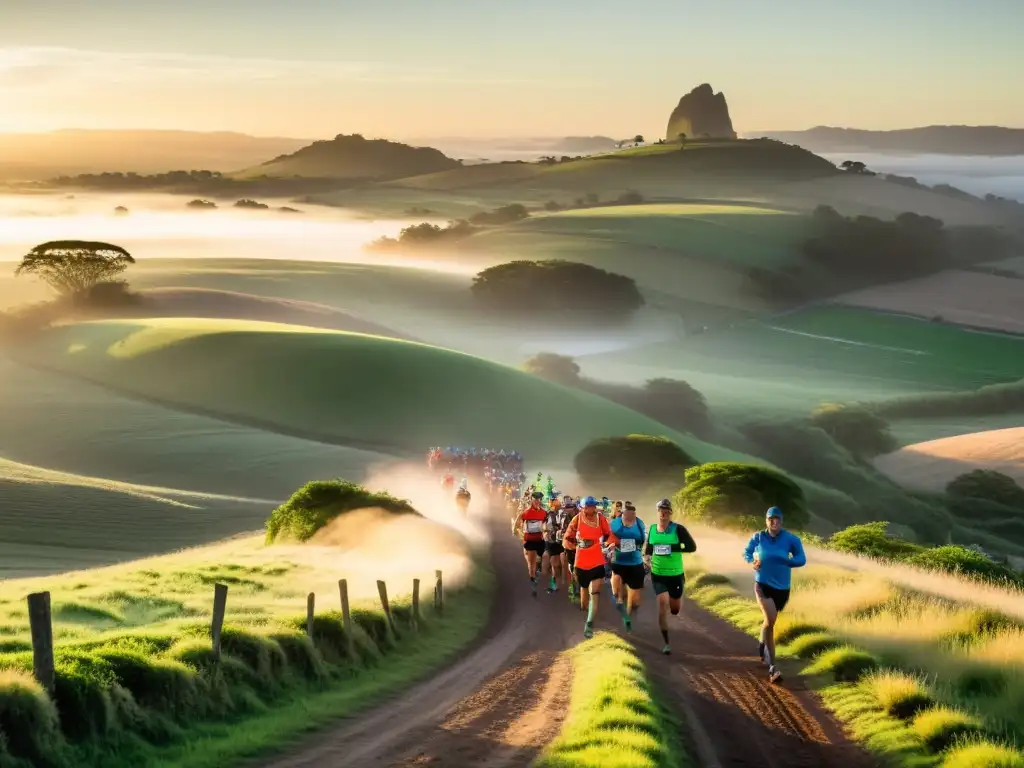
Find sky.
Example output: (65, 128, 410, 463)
(0, 0, 1021, 140)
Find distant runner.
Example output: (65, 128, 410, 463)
(563, 496, 617, 638)
(512, 490, 548, 596)
(609, 501, 646, 632)
(543, 496, 573, 593)
(743, 506, 806, 683)
(643, 498, 697, 655)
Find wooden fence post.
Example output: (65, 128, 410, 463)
(306, 592, 315, 638)
(211, 583, 229, 662)
(435, 570, 444, 615)
(339, 579, 355, 658)
(412, 578, 421, 629)
(377, 579, 396, 636)
(27, 592, 54, 693)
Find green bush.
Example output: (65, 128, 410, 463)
(805, 646, 879, 682)
(573, 434, 696, 488)
(947, 470, 1024, 510)
(827, 521, 924, 560)
(265, 480, 416, 543)
(788, 632, 842, 659)
(675, 461, 808, 530)
(0, 669, 62, 766)
(912, 707, 985, 752)
(809, 403, 897, 459)
(871, 377, 1024, 420)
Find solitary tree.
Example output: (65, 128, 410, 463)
(633, 134, 645, 146)
(677, 132, 687, 149)
(15, 240, 135, 296)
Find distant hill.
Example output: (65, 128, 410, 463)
(666, 84, 737, 142)
(236, 133, 462, 180)
(553, 136, 619, 152)
(0, 129, 310, 181)
(751, 126, 1024, 156)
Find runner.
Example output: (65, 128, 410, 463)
(643, 498, 697, 655)
(609, 501, 646, 632)
(512, 490, 547, 596)
(543, 496, 573, 593)
(563, 496, 617, 638)
(611, 500, 624, 520)
(743, 506, 807, 683)
(539, 495, 562, 590)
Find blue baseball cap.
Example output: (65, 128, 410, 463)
(766, 506, 783, 520)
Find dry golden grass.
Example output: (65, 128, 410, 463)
(873, 426, 1024, 491)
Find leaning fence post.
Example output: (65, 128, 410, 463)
(27, 592, 54, 693)
(377, 579, 397, 636)
(435, 570, 444, 615)
(412, 578, 421, 629)
(306, 592, 316, 638)
(339, 579, 354, 658)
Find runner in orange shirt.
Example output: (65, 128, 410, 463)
(563, 495, 618, 638)
(512, 490, 547, 596)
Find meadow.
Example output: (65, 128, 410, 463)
(685, 526, 1024, 767)
(10, 316, 758, 466)
(0, 499, 492, 768)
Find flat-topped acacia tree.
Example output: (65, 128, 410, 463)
(15, 240, 134, 296)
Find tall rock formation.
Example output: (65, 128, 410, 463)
(665, 84, 737, 141)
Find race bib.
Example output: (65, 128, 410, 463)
(653, 544, 672, 556)
(618, 539, 637, 553)
(525, 520, 542, 533)
(578, 539, 592, 549)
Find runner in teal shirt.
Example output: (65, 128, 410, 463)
(608, 503, 647, 631)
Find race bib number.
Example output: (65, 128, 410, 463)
(653, 544, 672, 556)
(578, 538, 592, 549)
(618, 539, 636, 553)
(525, 520, 542, 533)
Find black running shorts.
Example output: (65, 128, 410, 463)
(754, 582, 790, 612)
(574, 565, 605, 590)
(523, 540, 545, 555)
(651, 573, 684, 600)
(545, 541, 565, 556)
(611, 563, 646, 590)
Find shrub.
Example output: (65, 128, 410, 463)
(904, 546, 1023, 586)
(574, 434, 696, 488)
(867, 671, 935, 719)
(674, 462, 808, 530)
(522, 353, 581, 386)
(804, 646, 878, 682)
(941, 741, 1024, 768)
(788, 632, 842, 659)
(809, 403, 897, 459)
(912, 707, 984, 752)
(827, 521, 923, 560)
(470, 260, 644, 322)
(774, 622, 828, 645)
(870, 378, 1024, 420)
(0, 669, 62, 765)
(265, 480, 416, 543)
(947, 470, 1024, 510)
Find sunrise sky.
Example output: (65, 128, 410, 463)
(0, 0, 1020, 139)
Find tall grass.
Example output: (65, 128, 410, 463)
(683, 537, 1024, 768)
(535, 632, 688, 768)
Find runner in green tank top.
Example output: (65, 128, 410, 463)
(643, 498, 697, 655)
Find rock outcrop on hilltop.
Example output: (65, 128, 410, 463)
(665, 84, 737, 141)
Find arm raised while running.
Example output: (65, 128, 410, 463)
(787, 533, 807, 568)
(743, 532, 761, 570)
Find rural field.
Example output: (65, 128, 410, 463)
(1, 134, 1023, 768)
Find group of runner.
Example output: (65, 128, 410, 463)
(510, 481, 806, 683)
(427, 447, 526, 513)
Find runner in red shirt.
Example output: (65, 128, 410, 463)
(512, 490, 547, 596)
(563, 495, 618, 637)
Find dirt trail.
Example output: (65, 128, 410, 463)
(259, 506, 580, 768)
(260, 504, 875, 767)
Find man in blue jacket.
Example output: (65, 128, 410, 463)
(742, 506, 806, 684)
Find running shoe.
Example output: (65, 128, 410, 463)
(624, 617, 632, 633)
(584, 621, 594, 639)
(662, 643, 671, 655)
(769, 665, 783, 684)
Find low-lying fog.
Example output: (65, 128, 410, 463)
(0, 192, 475, 274)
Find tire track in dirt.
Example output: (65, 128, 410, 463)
(631, 602, 874, 768)
(259, 504, 578, 768)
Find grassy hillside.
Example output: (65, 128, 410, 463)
(874, 427, 1024, 491)
(578, 306, 1024, 418)
(12, 317, 755, 465)
(0, 512, 490, 768)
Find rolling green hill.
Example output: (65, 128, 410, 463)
(12, 317, 756, 465)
